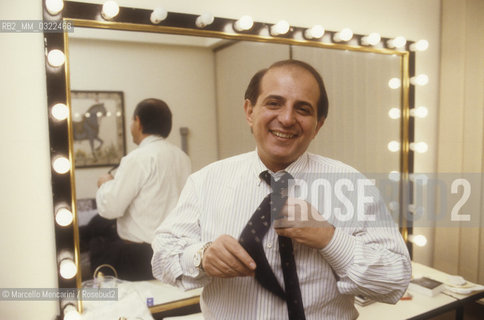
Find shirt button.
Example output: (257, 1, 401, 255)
(267, 243, 273, 249)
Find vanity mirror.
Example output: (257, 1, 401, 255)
(43, 1, 415, 318)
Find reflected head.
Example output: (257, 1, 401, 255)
(244, 59, 329, 121)
(133, 98, 172, 138)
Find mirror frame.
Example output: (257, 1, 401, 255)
(42, 1, 415, 316)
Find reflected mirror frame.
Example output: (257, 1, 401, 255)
(42, 0, 415, 316)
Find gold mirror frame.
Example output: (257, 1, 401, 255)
(43, 1, 414, 317)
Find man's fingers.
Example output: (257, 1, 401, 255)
(204, 235, 256, 278)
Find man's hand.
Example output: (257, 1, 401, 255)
(97, 173, 114, 188)
(274, 198, 335, 249)
(202, 234, 256, 278)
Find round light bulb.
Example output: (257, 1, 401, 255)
(55, 208, 73, 227)
(64, 305, 81, 320)
(102, 1, 119, 20)
(410, 142, 428, 153)
(304, 25, 325, 39)
(59, 259, 77, 279)
(411, 74, 429, 86)
(271, 20, 290, 36)
(47, 49, 65, 67)
(196, 12, 214, 28)
(388, 77, 401, 89)
(334, 28, 353, 42)
(409, 234, 427, 247)
(45, 0, 64, 15)
(388, 36, 406, 48)
(150, 7, 167, 24)
(234, 15, 253, 32)
(362, 32, 381, 46)
(410, 39, 429, 51)
(51, 103, 69, 120)
(53, 156, 70, 174)
(388, 107, 401, 119)
(388, 171, 401, 182)
(410, 106, 428, 118)
(387, 141, 400, 152)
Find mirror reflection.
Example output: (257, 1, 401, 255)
(68, 28, 401, 284)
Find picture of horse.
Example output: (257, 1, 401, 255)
(71, 91, 126, 168)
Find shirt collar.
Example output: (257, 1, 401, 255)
(139, 135, 164, 148)
(252, 149, 309, 182)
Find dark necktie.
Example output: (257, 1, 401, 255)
(239, 171, 306, 320)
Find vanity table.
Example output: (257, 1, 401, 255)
(140, 262, 483, 320)
(357, 262, 484, 320)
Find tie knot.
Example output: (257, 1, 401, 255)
(259, 170, 293, 194)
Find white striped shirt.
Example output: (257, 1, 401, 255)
(152, 151, 411, 320)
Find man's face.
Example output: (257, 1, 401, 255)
(244, 65, 324, 172)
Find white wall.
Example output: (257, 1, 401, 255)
(0, 0, 441, 319)
(0, 1, 59, 319)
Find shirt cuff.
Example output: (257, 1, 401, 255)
(319, 228, 355, 277)
(181, 242, 204, 278)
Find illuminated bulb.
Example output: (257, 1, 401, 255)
(116, 111, 122, 117)
(387, 140, 400, 152)
(270, 20, 290, 36)
(106, 111, 112, 117)
(409, 234, 427, 247)
(59, 258, 77, 279)
(388, 201, 399, 211)
(234, 15, 253, 32)
(51, 103, 69, 120)
(387, 36, 406, 48)
(361, 32, 381, 46)
(388, 77, 401, 89)
(64, 304, 81, 320)
(55, 208, 73, 227)
(388, 171, 401, 182)
(411, 74, 429, 86)
(196, 12, 214, 28)
(334, 28, 353, 42)
(388, 107, 401, 119)
(410, 39, 429, 51)
(45, 0, 64, 15)
(102, 1, 119, 20)
(150, 7, 167, 24)
(47, 49, 65, 67)
(96, 111, 103, 117)
(304, 25, 325, 39)
(410, 142, 428, 153)
(53, 156, 70, 174)
(85, 112, 90, 118)
(410, 106, 428, 118)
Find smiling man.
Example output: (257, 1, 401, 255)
(152, 60, 411, 320)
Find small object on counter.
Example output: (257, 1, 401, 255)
(408, 276, 444, 297)
(400, 291, 413, 300)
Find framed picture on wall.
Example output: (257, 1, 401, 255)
(71, 90, 126, 168)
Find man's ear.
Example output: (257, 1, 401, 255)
(312, 117, 325, 138)
(243, 99, 254, 127)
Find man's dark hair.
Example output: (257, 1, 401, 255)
(133, 98, 172, 138)
(244, 59, 329, 121)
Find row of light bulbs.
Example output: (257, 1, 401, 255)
(47, 0, 429, 50)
